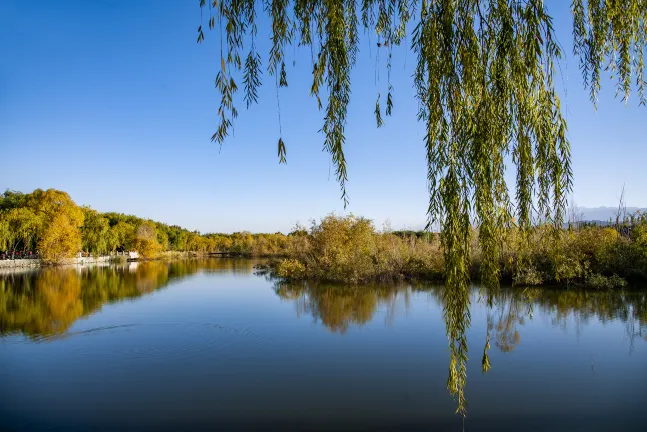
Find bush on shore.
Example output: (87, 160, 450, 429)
(271, 215, 444, 284)
(268, 214, 647, 288)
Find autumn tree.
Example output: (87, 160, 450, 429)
(0, 189, 84, 257)
(26, 189, 84, 233)
(1, 189, 221, 256)
(38, 213, 83, 263)
(0, 217, 8, 251)
(132, 221, 161, 258)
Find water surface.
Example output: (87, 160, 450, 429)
(1, 259, 646, 431)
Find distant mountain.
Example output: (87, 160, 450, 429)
(572, 206, 646, 223)
(397, 206, 646, 232)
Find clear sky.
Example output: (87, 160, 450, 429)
(1, 1, 645, 233)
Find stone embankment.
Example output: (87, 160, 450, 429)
(0, 256, 114, 269)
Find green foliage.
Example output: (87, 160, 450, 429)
(1, 190, 359, 260)
(513, 265, 544, 286)
(112, 221, 134, 250)
(0, 190, 28, 211)
(2, 207, 40, 253)
(0, 218, 8, 251)
(586, 273, 627, 290)
(391, 230, 435, 241)
(81, 207, 112, 255)
(3, 190, 646, 291)
(572, 0, 647, 106)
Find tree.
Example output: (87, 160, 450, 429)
(0, 217, 8, 251)
(0, 190, 27, 211)
(24, 189, 85, 252)
(26, 189, 84, 230)
(132, 222, 161, 258)
(0, 189, 85, 257)
(156, 228, 170, 251)
(2, 208, 39, 254)
(197, 0, 646, 415)
(38, 213, 83, 263)
(110, 221, 135, 251)
(81, 207, 111, 255)
(174, 230, 189, 251)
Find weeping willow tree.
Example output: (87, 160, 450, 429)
(197, 0, 646, 415)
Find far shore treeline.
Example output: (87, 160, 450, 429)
(1, 188, 646, 289)
(0, 188, 302, 261)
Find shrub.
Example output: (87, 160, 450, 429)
(267, 215, 647, 288)
(586, 273, 627, 290)
(513, 265, 544, 286)
(305, 215, 378, 283)
(275, 259, 306, 280)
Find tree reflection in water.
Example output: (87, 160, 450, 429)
(0, 259, 254, 337)
(274, 280, 647, 415)
(1, 260, 645, 416)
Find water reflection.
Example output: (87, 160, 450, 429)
(3, 260, 645, 355)
(275, 279, 647, 414)
(275, 280, 646, 339)
(0, 259, 254, 337)
(274, 281, 412, 333)
(1, 259, 645, 423)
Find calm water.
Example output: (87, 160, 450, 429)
(1, 259, 645, 431)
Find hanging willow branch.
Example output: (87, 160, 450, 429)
(198, 0, 646, 416)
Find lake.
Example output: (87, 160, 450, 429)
(1, 259, 645, 431)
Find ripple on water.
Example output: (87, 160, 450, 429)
(3, 322, 271, 363)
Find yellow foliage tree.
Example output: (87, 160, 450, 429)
(28, 189, 84, 237)
(38, 213, 82, 263)
(132, 221, 161, 258)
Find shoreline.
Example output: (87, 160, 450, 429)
(0, 255, 643, 290)
(0, 251, 246, 270)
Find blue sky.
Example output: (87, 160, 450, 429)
(1, 1, 645, 233)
